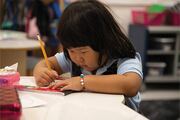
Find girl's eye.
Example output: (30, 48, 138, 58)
(69, 50, 74, 53)
(81, 51, 88, 54)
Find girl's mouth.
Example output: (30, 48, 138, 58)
(80, 65, 87, 68)
(80, 65, 95, 71)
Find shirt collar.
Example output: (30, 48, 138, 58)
(82, 59, 118, 75)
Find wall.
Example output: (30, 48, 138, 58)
(99, 0, 178, 33)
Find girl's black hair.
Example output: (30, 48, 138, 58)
(57, 0, 136, 65)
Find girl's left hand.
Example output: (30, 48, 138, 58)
(49, 77, 83, 91)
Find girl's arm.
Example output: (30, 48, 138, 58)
(83, 72, 142, 97)
(52, 72, 142, 97)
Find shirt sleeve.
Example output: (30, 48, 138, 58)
(117, 53, 143, 79)
(55, 52, 71, 73)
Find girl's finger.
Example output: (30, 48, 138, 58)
(37, 79, 49, 87)
(48, 82, 56, 88)
(44, 71, 55, 82)
(41, 72, 54, 83)
(57, 76, 66, 80)
(52, 82, 67, 89)
(57, 76, 70, 80)
(51, 70, 59, 79)
(60, 85, 71, 91)
(47, 70, 58, 81)
(37, 82, 43, 87)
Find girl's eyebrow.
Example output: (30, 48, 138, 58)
(79, 48, 89, 51)
(70, 46, 89, 51)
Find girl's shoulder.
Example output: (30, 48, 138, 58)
(55, 52, 65, 60)
(55, 52, 72, 73)
(54, 52, 71, 65)
(101, 52, 141, 69)
(117, 52, 142, 66)
(116, 52, 143, 78)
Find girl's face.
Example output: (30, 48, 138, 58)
(67, 46, 99, 72)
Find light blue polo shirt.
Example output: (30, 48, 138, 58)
(55, 52, 143, 111)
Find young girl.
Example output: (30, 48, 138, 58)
(33, 0, 143, 111)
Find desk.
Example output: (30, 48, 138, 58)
(19, 76, 148, 120)
(0, 30, 40, 75)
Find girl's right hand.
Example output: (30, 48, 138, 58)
(33, 67, 59, 87)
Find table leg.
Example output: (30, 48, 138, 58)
(0, 50, 26, 75)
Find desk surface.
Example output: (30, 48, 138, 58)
(19, 76, 147, 120)
(0, 30, 40, 50)
(0, 30, 40, 75)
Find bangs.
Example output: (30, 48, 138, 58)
(57, 2, 101, 51)
(60, 23, 94, 49)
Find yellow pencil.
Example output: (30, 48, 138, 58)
(37, 34, 51, 70)
(60, 0, 65, 12)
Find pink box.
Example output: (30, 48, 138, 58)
(0, 72, 20, 86)
(0, 87, 22, 120)
(132, 10, 166, 26)
(171, 12, 180, 26)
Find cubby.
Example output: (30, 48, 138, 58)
(146, 26, 180, 83)
(129, 25, 180, 83)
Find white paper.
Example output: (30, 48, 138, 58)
(9, 63, 18, 71)
(19, 94, 47, 108)
(0, 63, 18, 71)
(19, 76, 37, 86)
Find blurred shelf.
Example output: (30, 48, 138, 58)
(147, 50, 175, 55)
(99, 0, 175, 6)
(145, 75, 180, 83)
(148, 26, 180, 33)
(129, 25, 180, 85)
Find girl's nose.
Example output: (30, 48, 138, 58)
(76, 56, 84, 63)
(79, 57, 84, 62)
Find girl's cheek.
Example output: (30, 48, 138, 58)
(69, 53, 75, 60)
(70, 55, 79, 64)
(70, 56, 76, 62)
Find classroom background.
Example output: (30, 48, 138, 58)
(0, 0, 179, 120)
